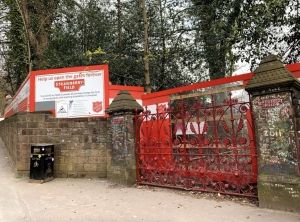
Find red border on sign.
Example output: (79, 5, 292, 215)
(29, 72, 35, 112)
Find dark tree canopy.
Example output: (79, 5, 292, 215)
(0, 0, 299, 93)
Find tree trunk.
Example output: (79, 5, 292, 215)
(18, 0, 59, 69)
(117, 0, 122, 50)
(140, 0, 151, 93)
(14, 0, 32, 72)
(159, 0, 166, 86)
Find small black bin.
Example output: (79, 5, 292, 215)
(30, 144, 54, 181)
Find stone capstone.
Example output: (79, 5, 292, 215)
(106, 90, 143, 114)
(246, 54, 300, 92)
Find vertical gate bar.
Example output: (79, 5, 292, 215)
(156, 103, 161, 184)
(247, 95, 258, 179)
(155, 104, 165, 181)
(229, 92, 238, 174)
(211, 94, 220, 172)
(180, 99, 189, 188)
(134, 112, 141, 184)
(196, 103, 203, 167)
(168, 102, 173, 186)
(144, 106, 150, 183)
(196, 100, 205, 189)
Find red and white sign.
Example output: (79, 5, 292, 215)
(54, 79, 85, 92)
(4, 79, 30, 117)
(35, 67, 107, 118)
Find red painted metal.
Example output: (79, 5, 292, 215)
(141, 73, 254, 100)
(109, 85, 144, 102)
(135, 91, 258, 197)
(287, 63, 300, 77)
(142, 63, 300, 105)
(287, 63, 300, 72)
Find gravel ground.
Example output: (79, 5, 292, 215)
(0, 139, 299, 222)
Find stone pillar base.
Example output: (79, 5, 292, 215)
(106, 90, 143, 186)
(107, 166, 136, 185)
(246, 55, 300, 212)
(258, 175, 300, 212)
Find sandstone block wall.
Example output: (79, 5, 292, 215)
(0, 112, 107, 178)
(0, 114, 18, 167)
(107, 114, 136, 185)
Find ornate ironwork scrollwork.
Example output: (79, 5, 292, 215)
(135, 92, 257, 197)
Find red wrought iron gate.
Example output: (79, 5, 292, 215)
(135, 91, 258, 197)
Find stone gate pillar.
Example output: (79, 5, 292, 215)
(105, 90, 143, 185)
(245, 55, 300, 212)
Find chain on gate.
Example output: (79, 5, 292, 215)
(135, 91, 258, 197)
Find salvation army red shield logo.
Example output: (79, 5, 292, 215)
(93, 101, 102, 113)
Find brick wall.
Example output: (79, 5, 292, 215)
(0, 112, 107, 178)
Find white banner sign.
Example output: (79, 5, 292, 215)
(5, 79, 29, 114)
(35, 70, 105, 118)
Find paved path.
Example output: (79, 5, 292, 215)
(0, 139, 299, 222)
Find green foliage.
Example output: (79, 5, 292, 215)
(147, 0, 202, 90)
(191, 0, 291, 78)
(284, 0, 300, 63)
(1, 0, 300, 93)
(2, 0, 28, 93)
(192, 0, 244, 79)
(237, 0, 291, 68)
(46, 0, 196, 89)
(45, 0, 145, 86)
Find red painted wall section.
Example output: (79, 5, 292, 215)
(4, 62, 300, 118)
(142, 73, 254, 103)
(4, 76, 30, 118)
(140, 62, 300, 107)
(141, 73, 255, 107)
(287, 63, 300, 77)
(142, 95, 170, 106)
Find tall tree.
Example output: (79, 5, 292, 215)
(140, 0, 151, 93)
(17, 0, 60, 69)
(2, 0, 28, 93)
(191, 0, 290, 79)
(116, 0, 122, 50)
(3, 0, 296, 94)
(192, 0, 247, 79)
(147, 0, 199, 89)
(285, 0, 300, 63)
(2, 0, 60, 92)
